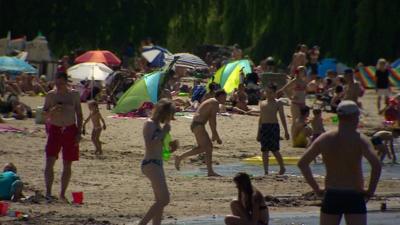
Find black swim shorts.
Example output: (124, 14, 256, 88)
(321, 189, 366, 215)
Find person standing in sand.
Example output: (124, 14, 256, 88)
(278, 66, 307, 139)
(139, 99, 178, 225)
(298, 100, 381, 225)
(343, 69, 363, 107)
(175, 90, 227, 176)
(225, 172, 269, 225)
(257, 83, 289, 175)
(43, 72, 83, 202)
(83, 100, 106, 155)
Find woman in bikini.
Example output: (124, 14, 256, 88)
(139, 98, 178, 225)
(225, 172, 269, 225)
(278, 66, 307, 138)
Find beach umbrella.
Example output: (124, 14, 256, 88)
(355, 66, 400, 89)
(74, 50, 121, 67)
(318, 58, 350, 77)
(209, 59, 252, 94)
(67, 62, 113, 81)
(165, 53, 208, 70)
(141, 45, 172, 67)
(391, 58, 400, 69)
(0, 56, 37, 74)
(112, 71, 164, 113)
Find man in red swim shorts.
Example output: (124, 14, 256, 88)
(43, 72, 82, 202)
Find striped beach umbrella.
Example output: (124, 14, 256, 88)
(355, 66, 400, 89)
(165, 53, 208, 70)
(141, 45, 172, 68)
(209, 59, 252, 94)
(112, 71, 164, 113)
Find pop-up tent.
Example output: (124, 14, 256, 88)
(209, 59, 252, 94)
(318, 58, 350, 77)
(355, 66, 400, 88)
(112, 71, 164, 114)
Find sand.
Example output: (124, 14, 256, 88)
(0, 90, 399, 224)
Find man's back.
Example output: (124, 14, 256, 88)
(320, 130, 364, 191)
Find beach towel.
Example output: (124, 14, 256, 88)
(0, 124, 25, 133)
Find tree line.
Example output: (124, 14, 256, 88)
(1, 0, 399, 66)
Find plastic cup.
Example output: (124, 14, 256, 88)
(72, 192, 83, 204)
(0, 202, 9, 216)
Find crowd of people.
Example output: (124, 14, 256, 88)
(0, 41, 399, 225)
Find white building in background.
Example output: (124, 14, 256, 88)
(0, 32, 57, 79)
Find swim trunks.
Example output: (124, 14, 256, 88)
(371, 136, 383, 146)
(45, 124, 79, 161)
(321, 189, 366, 215)
(190, 120, 206, 132)
(259, 123, 280, 152)
(141, 159, 163, 168)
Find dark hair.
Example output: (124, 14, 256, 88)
(335, 85, 344, 93)
(315, 76, 322, 80)
(208, 82, 219, 92)
(344, 69, 354, 75)
(55, 72, 68, 81)
(215, 89, 227, 98)
(313, 108, 322, 115)
(267, 82, 278, 92)
(326, 78, 333, 86)
(233, 172, 253, 216)
(300, 106, 310, 117)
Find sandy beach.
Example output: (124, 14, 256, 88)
(0, 90, 399, 224)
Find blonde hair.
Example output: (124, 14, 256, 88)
(151, 98, 176, 123)
(377, 58, 387, 68)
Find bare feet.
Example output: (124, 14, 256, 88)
(174, 156, 181, 170)
(59, 196, 70, 204)
(278, 167, 286, 175)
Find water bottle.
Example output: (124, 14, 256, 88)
(162, 133, 172, 161)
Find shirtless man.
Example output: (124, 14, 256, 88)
(343, 69, 363, 107)
(298, 100, 381, 225)
(175, 90, 227, 176)
(289, 44, 308, 76)
(258, 83, 290, 175)
(43, 72, 83, 202)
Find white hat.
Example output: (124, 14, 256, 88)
(337, 100, 360, 116)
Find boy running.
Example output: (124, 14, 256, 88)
(83, 100, 106, 155)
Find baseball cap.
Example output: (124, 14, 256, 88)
(337, 100, 360, 116)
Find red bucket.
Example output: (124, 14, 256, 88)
(72, 192, 83, 204)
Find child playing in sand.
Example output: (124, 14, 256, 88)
(371, 129, 399, 163)
(257, 83, 290, 175)
(311, 109, 325, 142)
(292, 106, 312, 148)
(139, 98, 178, 225)
(83, 101, 106, 155)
